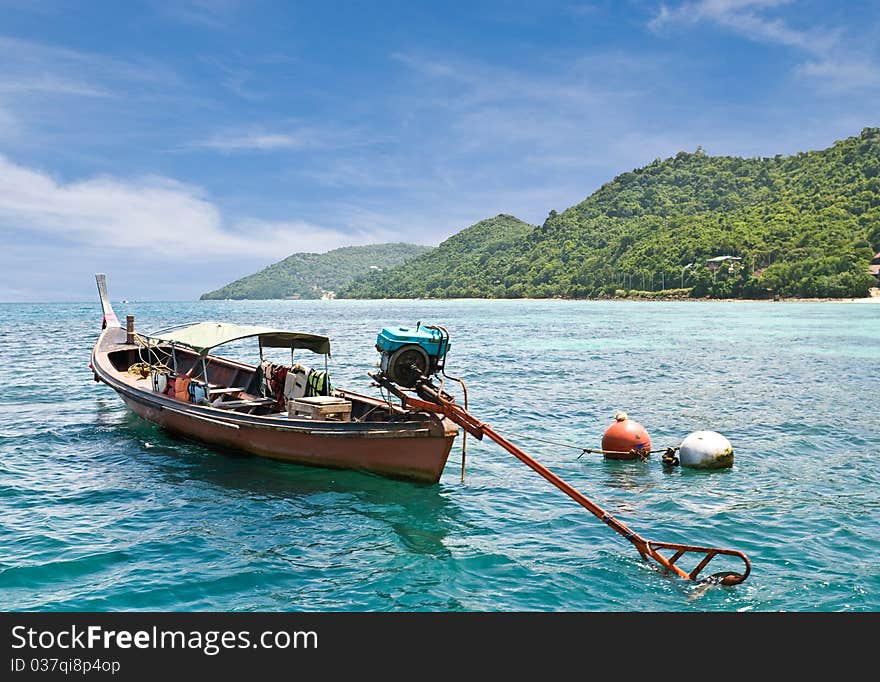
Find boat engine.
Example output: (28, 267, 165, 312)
(375, 323, 450, 387)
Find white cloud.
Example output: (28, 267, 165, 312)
(647, 1, 880, 91)
(0, 106, 17, 136)
(0, 75, 110, 97)
(194, 122, 380, 154)
(196, 131, 307, 151)
(158, 0, 240, 28)
(233, 217, 401, 254)
(0, 154, 384, 261)
(796, 59, 880, 91)
(649, 0, 829, 51)
(0, 35, 177, 91)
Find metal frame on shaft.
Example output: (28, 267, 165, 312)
(373, 372, 751, 586)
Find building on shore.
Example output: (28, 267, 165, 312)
(706, 255, 742, 272)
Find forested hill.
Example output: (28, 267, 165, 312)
(340, 215, 536, 299)
(342, 127, 880, 299)
(200, 243, 432, 300)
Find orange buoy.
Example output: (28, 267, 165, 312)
(601, 411, 651, 460)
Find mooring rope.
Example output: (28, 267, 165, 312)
(506, 431, 680, 464)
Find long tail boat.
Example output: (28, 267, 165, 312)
(91, 274, 751, 584)
(89, 275, 458, 483)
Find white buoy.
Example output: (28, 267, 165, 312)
(679, 431, 734, 469)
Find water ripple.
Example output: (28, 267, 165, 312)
(0, 300, 878, 611)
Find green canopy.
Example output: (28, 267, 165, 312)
(149, 322, 330, 355)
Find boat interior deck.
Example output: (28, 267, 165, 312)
(104, 341, 405, 423)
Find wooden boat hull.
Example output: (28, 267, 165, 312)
(92, 326, 458, 484)
(118, 393, 456, 482)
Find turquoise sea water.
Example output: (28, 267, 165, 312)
(1, 298, 878, 612)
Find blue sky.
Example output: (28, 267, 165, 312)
(1, 0, 878, 301)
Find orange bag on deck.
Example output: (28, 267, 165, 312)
(174, 374, 192, 402)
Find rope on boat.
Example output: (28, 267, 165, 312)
(506, 431, 680, 464)
(439, 371, 469, 482)
(126, 362, 153, 378)
(133, 332, 174, 372)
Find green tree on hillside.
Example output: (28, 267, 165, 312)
(342, 128, 880, 300)
(201, 243, 432, 300)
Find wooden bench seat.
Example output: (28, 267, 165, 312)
(212, 398, 276, 410)
(208, 386, 246, 396)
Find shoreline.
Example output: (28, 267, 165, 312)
(235, 294, 880, 304)
(329, 287, 880, 304)
(606, 290, 880, 303)
(11, 290, 879, 305)
(195, 292, 880, 304)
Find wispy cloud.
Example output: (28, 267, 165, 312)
(0, 36, 178, 91)
(0, 35, 194, 151)
(390, 52, 644, 111)
(648, 1, 879, 91)
(0, 105, 18, 137)
(373, 44, 877, 228)
(0, 37, 112, 99)
(196, 131, 308, 151)
(0, 76, 110, 97)
(302, 157, 424, 191)
(0, 33, 181, 140)
(389, 51, 657, 164)
(155, 0, 240, 29)
(194, 122, 378, 153)
(0, 154, 387, 261)
(289, 50, 679, 233)
(795, 59, 880, 91)
(198, 52, 301, 99)
(649, 0, 831, 51)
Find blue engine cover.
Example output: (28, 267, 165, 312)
(376, 325, 450, 359)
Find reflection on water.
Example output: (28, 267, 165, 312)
(120, 413, 459, 560)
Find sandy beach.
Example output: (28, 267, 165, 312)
(778, 287, 880, 303)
